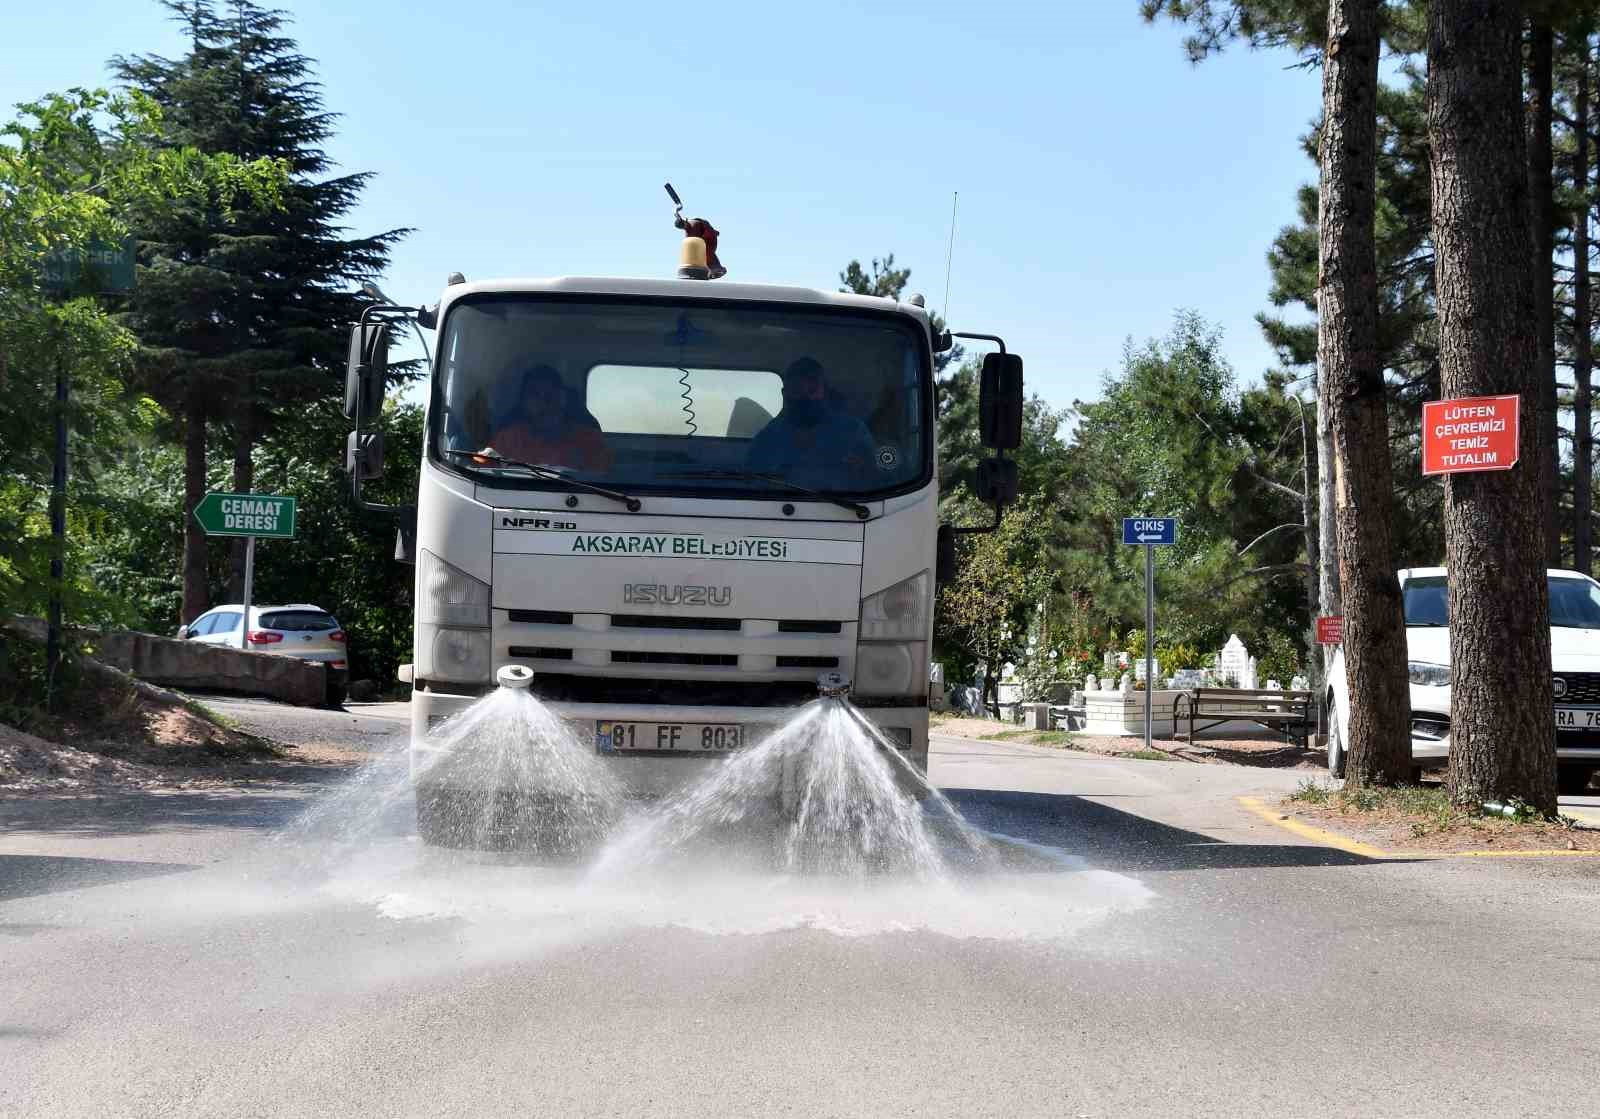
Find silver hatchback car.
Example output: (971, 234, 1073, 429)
(179, 603, 347, 669)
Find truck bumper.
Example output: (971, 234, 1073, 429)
(409, 689, 928, 799)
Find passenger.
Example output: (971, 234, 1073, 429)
(485, 364, 611, 472)
(746, 357, 876, 489)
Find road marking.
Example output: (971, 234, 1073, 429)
(1238, 796, 1600, 859)
(1237, 796, 1390, 859)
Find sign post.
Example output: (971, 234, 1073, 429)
(41, 238, 136, 711)
(193, 493, 297, 649)
(1122, 517, 1178, 751)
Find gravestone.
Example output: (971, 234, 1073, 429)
(1218, 635, 1251, 689)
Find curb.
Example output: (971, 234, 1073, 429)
(1237, 796, 1600, 860)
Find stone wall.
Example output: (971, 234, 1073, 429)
(9, 617, 338, 708)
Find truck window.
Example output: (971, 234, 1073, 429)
(586, 366, 782, 438)
(433, 297, 929, 497)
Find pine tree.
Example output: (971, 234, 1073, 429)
(113, 0, 405, 622)
(1427, 0, 1559, 813)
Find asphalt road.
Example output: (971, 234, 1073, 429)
(3, 701, 1598, 1118)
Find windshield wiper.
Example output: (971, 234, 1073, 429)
(444, 448, 641, 512)
(664, 468, 869, 519)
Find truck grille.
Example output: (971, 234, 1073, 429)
(530, 673, 818, 707)
(610, 614, 741, 632)
(508, 645, 573, 661)
(1555, 672, 1600, 705)
(777, 620, 842, 634)
(500, 609, 853, 686)
(508, 609, 574, 625)
(611, 651, 739, 667)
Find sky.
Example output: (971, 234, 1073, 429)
(5, 0, 1323, 415)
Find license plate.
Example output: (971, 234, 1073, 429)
(1556, 707, 1600, 731)
(595, 721, 744, 753)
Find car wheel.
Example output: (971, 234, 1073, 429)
(1557, 766, 1596, 797)
(1326, 697, 1346, 779)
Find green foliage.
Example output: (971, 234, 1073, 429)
(0, 85, 283, 619)
(1253, 627, 1303, 685)
(0, 628, 84, 732)
(1052, 312, 1310, 658)
(937, 493, 1058, 710)
(1155, 641, 1206, 672)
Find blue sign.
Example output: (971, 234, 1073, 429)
(1122, 517, 1177, 546)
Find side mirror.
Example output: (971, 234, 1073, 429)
(343, 322, 389, 422)
(976, 456, 1020, 508)
(176, 625, 190, 640)
(346, 430, 385, 480)
(936, 524, 958, 585)
(979, 352, 1024, 450)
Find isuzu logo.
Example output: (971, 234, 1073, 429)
(624, 583, 733, 607)
(1554, 677, 1568, 699)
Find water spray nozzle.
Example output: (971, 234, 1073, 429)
(496, 664, 535, 690)
(816, 671, 851, 699)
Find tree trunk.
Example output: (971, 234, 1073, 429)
(182, 389, 210, 626)
(1529, 21, 1562, 567)
(1319, 0, 1411, 787)
(1576, 44, 1594, 577)
(1427, 0, 1559, 814)
(1301, 398, 1320, 624)
(1317, 389, 1342, 677)
(227, 401, 254, 603)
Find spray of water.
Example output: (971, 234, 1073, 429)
(594, 697, 992, 878)
(280, 684, 623, 862)
(250, 685, 1153, 950)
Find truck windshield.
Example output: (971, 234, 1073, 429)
(432, 296, 929, 498)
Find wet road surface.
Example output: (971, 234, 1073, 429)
(2, 703, 1596, 1117)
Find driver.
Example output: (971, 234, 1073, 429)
(746, 357, 875, 489)
(486, 364, 611, 472)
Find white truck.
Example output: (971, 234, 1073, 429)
(343, 216, 1023, 838)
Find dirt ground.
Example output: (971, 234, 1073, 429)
(930, 713, 1323, 768)
(0, 656, 305, 793)
(1286, 793, 1600, 853)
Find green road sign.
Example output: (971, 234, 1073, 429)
(194, 492, 297, 539)
(41, 236, 136, 294)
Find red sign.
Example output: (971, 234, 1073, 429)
(1421, 394, 1520, 475)
(1316, 615, 1343, 645)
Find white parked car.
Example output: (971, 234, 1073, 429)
(1326, 567, 1600, 795)
(179, 604, 348, 670)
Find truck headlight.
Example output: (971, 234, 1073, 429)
(856, 642, 924, 697)
(856, 572, 930, 697)
(859, 570, 930, 642)
(420, 548, 490, 627)
(1407, 661, 1450, 688)
(427, 626, 492, 683)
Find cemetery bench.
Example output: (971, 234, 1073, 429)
(1172, 688, 1314, 747)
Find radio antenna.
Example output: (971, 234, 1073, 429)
(942, 191, 959, 324)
